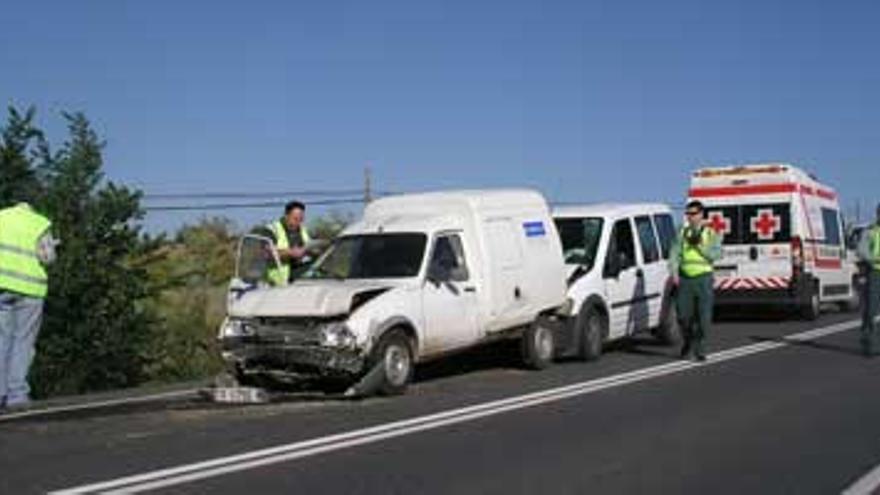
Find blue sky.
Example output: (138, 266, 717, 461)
(2, 0, 878, 232)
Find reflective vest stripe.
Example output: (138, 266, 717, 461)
(0, 243, 40, 259)
(267, 221, 290, 286)
(0, 268, 47, 285)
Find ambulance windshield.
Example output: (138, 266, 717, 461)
(703, 203, 792, 245)
(554, 217, 604, 269)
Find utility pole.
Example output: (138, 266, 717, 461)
(363, 164, 372, 205)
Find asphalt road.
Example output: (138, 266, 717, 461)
(2, 309, 879, 494)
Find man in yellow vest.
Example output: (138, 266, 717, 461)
(260, 200, 311, 286)
(857, 203, 880, 357)
(669, 200, 722, 362)
(0, 202, 56, 410)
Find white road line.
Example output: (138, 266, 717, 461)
(842, 462, 880, 495)
(51, 318, 862, 495)
(0, 389, 198, 422)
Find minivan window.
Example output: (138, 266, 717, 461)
(635, 216, 660, 264)
(304, 233, 427, 279)
(605, 219, 636, 275)
(704, 203, 791, 245)
(653, 213, 676, 259)
(554, 217, 604, 270)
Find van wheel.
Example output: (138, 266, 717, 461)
(654, 296, 681, 346)
(370, 329, 413, 396)
(801, 287, 821, 321)
(522, 319, 555, 370)
(577, 305, 606, 361)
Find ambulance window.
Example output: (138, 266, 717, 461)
(635, 216, 660, 264)
(821, 208, 841, 246)
(653, 213, 676, 259)
(605, 219, 636, 274)
(741, 204, 791, 244)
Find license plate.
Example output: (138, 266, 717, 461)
(212, 387, 269, 404)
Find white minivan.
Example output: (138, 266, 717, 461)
(219, 189, 568, 396)
(552, 204, 680, 360)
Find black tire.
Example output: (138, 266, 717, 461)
(654, 295, 681, 346)
(800, 285, 821, 321)
(576, 305, 606, 361)
(521, 318, 555, 370)
(369, 329, 413, 396)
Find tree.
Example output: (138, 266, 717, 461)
(0, 105, 44, 206)
(30, 112, 152, 397)
(141, 217, 234, 381)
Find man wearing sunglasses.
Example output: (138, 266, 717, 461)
(669, 200, 722, 362)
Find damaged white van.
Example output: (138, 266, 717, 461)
(218, 189, 568, 396)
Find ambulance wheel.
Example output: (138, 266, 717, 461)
(801, 287, 821, 321)
(370, 329, 413, 396)
(522, 319, 555, 369)
(576, 305, 605, 361)
(654, 295, 681, 346)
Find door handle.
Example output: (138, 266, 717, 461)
(464, 286, 476, 293)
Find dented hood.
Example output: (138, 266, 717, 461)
(228, 279, 400, 318)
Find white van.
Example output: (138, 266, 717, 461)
(218, 189, 568, 396)
(688, 163, 858, 319)
(552, 204, 679, 360)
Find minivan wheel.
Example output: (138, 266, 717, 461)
(654, 296, 681, 346)
(577, 306, 606, 361)
(522, 319, 555, 370)
(370, 329, 413, 396)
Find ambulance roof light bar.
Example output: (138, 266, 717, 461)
(693, 163, 790, 178)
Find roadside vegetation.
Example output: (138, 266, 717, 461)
(0, 106, 350, 398)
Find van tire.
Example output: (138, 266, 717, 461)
(577, 305, 606, 361)
(369, 329, 413, 396)
(800, 286, 821, 321)
(522, 319, 555, 370)
(654, 295, 681, 346)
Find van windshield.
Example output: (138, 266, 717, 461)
(554, 217, 604, 270)
(303, 233, 427, 280)
(703, 203, 791, 245)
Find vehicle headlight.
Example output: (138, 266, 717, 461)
(218, 318, 254, 339)
(319, 322, 356, 349)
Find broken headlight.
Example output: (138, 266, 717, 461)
(319, 322, 356, 349)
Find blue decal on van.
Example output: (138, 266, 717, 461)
(523, 221, 546, 237)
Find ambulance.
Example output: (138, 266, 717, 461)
(687, 163, 858, 319)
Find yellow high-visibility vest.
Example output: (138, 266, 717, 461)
(870, 226, 880, 272)
(679, 226, 715, 278)
(0, 203, 52, 298)
(266, 220, 311, 286)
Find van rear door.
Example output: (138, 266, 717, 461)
(704, 202, 793, 289)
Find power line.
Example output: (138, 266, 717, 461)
(143, 189, 395, 200)
(144, 198, 366, 212)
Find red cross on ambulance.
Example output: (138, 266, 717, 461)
(751, 208, 781, 240)
(706, 211, 731, 236)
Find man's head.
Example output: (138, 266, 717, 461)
(685, 200, 704, 228)
(284, 200, 305, 229)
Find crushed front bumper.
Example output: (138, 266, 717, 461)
(221, 338, 366, 383)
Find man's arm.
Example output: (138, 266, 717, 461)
(857, 229, 873, 262)
(37, 232, 58, 265)
(700, 231, 723, 264)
